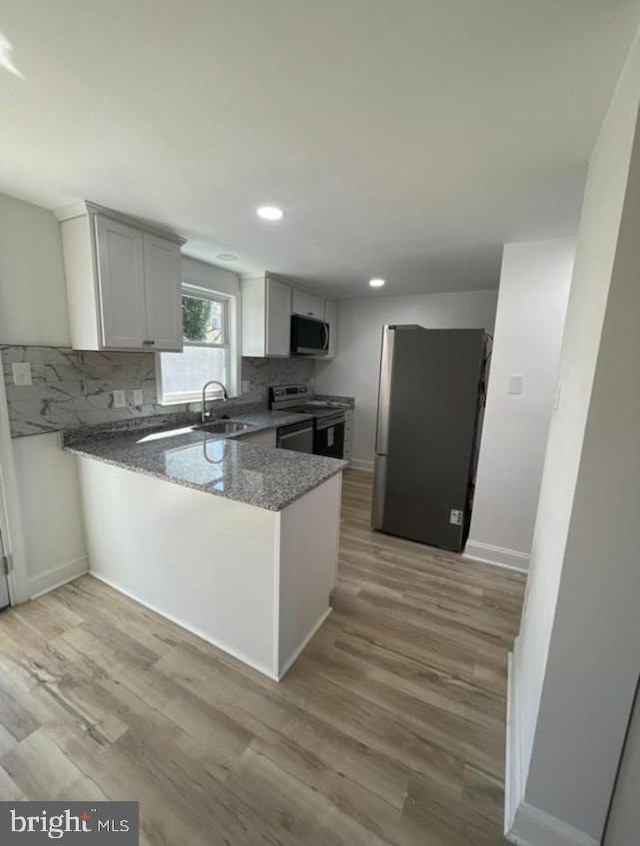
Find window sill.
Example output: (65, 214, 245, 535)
(158, 393, 238, 407)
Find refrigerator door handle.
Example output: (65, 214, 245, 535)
(375, 326, 395, 456)
(371, 455, 387, 529)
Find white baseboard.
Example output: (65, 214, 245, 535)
(464, 540, 529, 572)
(505, 641, 598, 846)
(29, 555, 89, 599)
(508, 803, 599, 846)
(348, 458, 374, 472)
(90, 571, 280, 681)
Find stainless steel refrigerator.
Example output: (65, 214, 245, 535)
(372, 325, 487, 552)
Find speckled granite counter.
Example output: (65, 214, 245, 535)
(313, 394, 355, 408)
(63, 410, 346, 511)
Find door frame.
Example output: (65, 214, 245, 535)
(0, 368, 29, 604)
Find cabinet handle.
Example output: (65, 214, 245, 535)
(143, 340, 156, 346)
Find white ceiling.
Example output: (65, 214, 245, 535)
(0, 1, 638, 298)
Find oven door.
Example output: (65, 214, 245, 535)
(277, 420, 314, 453)
(290, 315, 330, 355)
(314, 414, 345, 458)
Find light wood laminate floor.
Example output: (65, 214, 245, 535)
(0, 469, 526, 845)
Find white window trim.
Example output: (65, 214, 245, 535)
(156, 281, 240, 406)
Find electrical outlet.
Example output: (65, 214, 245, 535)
(242, 380, 250, 394)
(450, 509, 463, 526)
(112, 390, 126, 408)
(132, 389, 143, 407)
(12, 362, 32, 386)
(508, 374, 524, 395)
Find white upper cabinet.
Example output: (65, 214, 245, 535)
(95, 216, 147, 349)
(292, 288, 324, 320)
(265, 276, 292, 357)
(242, 272, 338, 359)
(56, 201, 186, 352)
(241, 273, 291, 357)
(143, 234, 183, 351)
(324, 300, 338, 359)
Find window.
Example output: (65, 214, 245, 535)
(157, 285, 234, 405)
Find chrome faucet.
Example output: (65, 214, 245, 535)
(201, 380, 228, 423)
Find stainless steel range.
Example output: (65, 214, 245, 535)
(269, 385, 347, 459)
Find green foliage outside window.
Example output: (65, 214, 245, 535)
(182, 295, 213, 342)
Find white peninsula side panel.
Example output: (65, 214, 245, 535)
(77, 458, 278, 676)
(76, 456, 342, 680)
(277, 472, 342, 677)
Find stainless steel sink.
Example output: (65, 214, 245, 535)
(193, 420, 257, 435)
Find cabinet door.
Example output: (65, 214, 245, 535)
(95, 215, 147, 349)
(292, 288, 324, 319)
(143, 235, 183, 351)
(266, 276, 291, 356)
(324, 300, 338, 358)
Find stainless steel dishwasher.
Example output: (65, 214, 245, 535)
(276, 419, 314, 453)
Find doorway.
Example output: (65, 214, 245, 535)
(0, 463, 12, 609)
(0, 524, 9, 609)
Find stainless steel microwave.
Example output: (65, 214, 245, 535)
(290, 314, 330, 355)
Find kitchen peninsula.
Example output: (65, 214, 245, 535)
(63, 412, 345, 681)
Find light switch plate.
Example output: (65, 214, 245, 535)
(508, 375, 524, 395)
(132, 389, 143, 407)
(113, 390, 126, 408)
(12, 362, 32, 386)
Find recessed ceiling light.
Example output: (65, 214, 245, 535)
(216, 253, 239, 262)
(0, 32, 24, 79)
(369, 278, 385, 288)
(257, 206, 285, 221)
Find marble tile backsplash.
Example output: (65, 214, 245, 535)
(0, 346, 315, 438)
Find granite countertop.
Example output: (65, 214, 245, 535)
(313, 394, 355, 408)
(62, 409, 347, 512)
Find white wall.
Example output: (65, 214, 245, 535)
(508, 29, 640, 845)
(0, 193, 71, 345)
(0, 194, 243, 600)
(604, 688, 640, 845)
(12, 433, 88, 597)
(466, 239, 574, 571)
(315, 290, 498, 469)
(0, 193, 86, 600)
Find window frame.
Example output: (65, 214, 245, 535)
(181, 286, 230, 349)
(156, 282, 235, 406)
